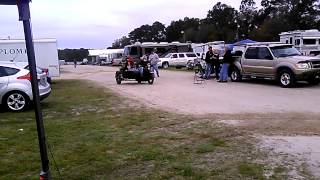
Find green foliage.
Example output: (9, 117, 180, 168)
(58, 48, 89, 62)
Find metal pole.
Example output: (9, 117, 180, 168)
(17, 1, 51, 179)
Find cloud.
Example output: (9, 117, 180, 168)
(0, 0, 261, 48)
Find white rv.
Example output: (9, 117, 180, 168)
(0, 39, 60, 77)
(279, 29, 320, 56)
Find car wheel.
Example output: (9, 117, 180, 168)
(230, 68, 242, 82)
(162, 62, 169, 69)
(3, 91, 30, 112)
(307, 78, 320, 85)
(278, 69, 295, 88)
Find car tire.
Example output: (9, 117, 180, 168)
(230, 68, 242, 82)
(278, 69, 295, 88)
(47, 77, 52, 84)
(162, 62, 169, 69)
(3, 91, 30, 112)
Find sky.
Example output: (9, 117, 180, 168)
(0, 0, 261, 49)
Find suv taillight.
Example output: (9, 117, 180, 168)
(17, 73, 31, 81)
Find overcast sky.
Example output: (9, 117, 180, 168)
(0, 0, 261, 49)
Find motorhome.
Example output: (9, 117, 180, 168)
(123, 42, 193, 62)
(0, 38, 60, 78)
(279, 29, 320, 56)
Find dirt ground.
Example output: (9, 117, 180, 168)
(59, 65, 320, 115)
(58, 65, 320, 178)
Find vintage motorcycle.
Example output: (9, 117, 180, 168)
(115, 61, 154, 85)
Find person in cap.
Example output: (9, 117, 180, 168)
(149, 48, 160, 77)
(204, 46, 214, 79)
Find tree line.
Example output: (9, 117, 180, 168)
(111, 0, 320, 48)
(58, 48, 89, 62)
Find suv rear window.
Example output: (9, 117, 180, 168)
(186, 53, 197, 57)
(179, 54, 185, 58)
(245, 47, 258, 59)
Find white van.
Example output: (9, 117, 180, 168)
(0, 39, 60, 78)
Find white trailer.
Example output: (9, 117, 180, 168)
(0, 39, 60, 77)
(279, 29, 320, 56)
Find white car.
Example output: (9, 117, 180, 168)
(0, 62, 51, 112)
(158, 52, 198, 69)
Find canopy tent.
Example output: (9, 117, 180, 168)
(233, 39, 257, 46)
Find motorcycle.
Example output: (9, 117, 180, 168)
(115, 62, 154, 85)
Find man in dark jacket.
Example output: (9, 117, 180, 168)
(218, 47, 233, 82)
(212, 49, 220, 79)
(204, 46, 214, 79)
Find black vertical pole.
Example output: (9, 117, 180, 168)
(17, 1, 50, 179)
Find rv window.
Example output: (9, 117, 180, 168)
(124, 47, 130, 56)
(295, 39, 300, 45)
(144, 48, 153, 55)
(130, 47, 139, 56)
(303, 39, 316, 45)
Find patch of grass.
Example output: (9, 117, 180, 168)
(196, 138, 226, 153)
(238, 163, 264, 179)
(0, 80, 290, 179)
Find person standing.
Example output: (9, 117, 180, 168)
(204, 46, 214, 79)
(218, 47, 233, 83)
(149, 49, 160, 77)
(212, 49, 220, 79)
(73, 59, 77, 68)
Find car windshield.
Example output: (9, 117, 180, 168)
(270, 46, 301, 58)
(164, 54, 172, 58)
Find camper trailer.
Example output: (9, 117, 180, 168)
(279, 29, 320, 56)
(0, 38, 60, 77)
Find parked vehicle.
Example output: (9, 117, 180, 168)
(123, 42, 193, 64)
(229, 42, 320, 87)
(115, 62, 154, 85)
(158, 52, 198, 69)
(0, 62, 51, 111)
(0, 39, 60, 80)
(280, 29, 320, 56)
(15, 62, 51, 83)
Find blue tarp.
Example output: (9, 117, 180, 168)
(233, 39, 257, 45)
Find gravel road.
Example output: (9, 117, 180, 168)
(59, 65, 320, 115)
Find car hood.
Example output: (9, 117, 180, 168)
(281, 56, 320, 63)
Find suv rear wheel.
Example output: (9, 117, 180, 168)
(278, 69, 295, 88)
(162, 62, 169, 69)
(230, 68, 242, 82)
(3, 91, 30, 112)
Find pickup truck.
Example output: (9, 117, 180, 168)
(229, 43, 320, 87)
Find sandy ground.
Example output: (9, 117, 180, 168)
(57, 65, 320, 178)
(59, 65, 320, 115)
